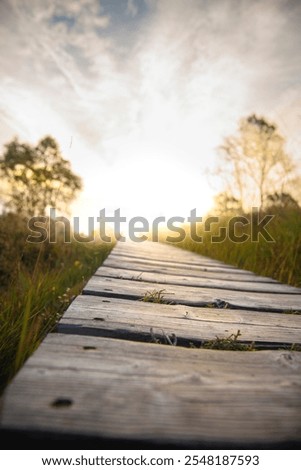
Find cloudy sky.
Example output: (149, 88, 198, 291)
(0, 0, 301, 226)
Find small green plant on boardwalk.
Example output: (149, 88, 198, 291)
(201, 330, 255, 351)
(140, 289, 171, 304)
(289, 344, 301, 351)
(283, 309, 301, 315)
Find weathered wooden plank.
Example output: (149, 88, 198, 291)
(58, 294, 301, 345)
(113, 244, 231, 267)
(96, 266, 301, 294)
(113, 242, 237, 269)
(2, 334, 301, 446)
(83, 276, 301, 312)
(108, 251, 253, 274)
(113, 241, 207, 259)
(3, 239, 300, 449)
(103, 257, 278, 283)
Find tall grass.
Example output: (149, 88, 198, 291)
(162, 208, 301, 287)
(0, 214, 114, 392)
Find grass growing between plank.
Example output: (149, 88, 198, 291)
(140, 289, 171, 304)
(161, 208, 301, 288)
(201, 330, 255, 351)
(0, 214, 114, 393)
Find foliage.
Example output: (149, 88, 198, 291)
(140, 289, 171, 304)
(217, 114, 299, 210)
(201, 330, 255, 351)
(265, 192, 300, 211)
(162, 207, 301, 288)
(213, 191, 243, 216)
(0, 136, 82, 216)
(0, 213, 114, 392)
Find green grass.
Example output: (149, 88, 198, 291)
(201, 330, 255, 351)
(0, 214, 114, 393)
(162, 208, 301, 287)
(140, 289, 171, 304)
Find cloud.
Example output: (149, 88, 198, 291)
(127, 0, 138, 17)
(0, 0, 300, 220)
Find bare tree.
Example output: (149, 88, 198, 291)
(218, 114, 298, 211)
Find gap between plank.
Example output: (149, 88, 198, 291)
(81, 289, 299, 313)
(54, 326, 297, 351)
(93, 272, 300, 295)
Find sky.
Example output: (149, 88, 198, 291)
(0, 0, 301, 229)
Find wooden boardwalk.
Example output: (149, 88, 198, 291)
(1, 241, 301, 448)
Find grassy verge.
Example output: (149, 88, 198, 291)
(161, 208, 301, 287)
(0, 214, 114, 393)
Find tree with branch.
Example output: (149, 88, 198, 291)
(0, 136, 82, 217)
(218, 114, 298, 211)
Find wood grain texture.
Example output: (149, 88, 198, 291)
(96, 265, 301, 294)
(83, 276, 301, 312)
(2, 240, 301, 447)
(112, 241, 219, 261)
(58, 294, 301, 345)
(103, 257, 278, 283)
(113, 242, 246, 268)
(107, 252, 255, 275)
(113, 247, 232, 267)
(2, 334, 301, 446)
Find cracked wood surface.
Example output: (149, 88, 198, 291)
(2, 334, 301, 446)
(1, 241, 301, 447)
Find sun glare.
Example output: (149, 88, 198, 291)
(72, 143, 215, 235)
